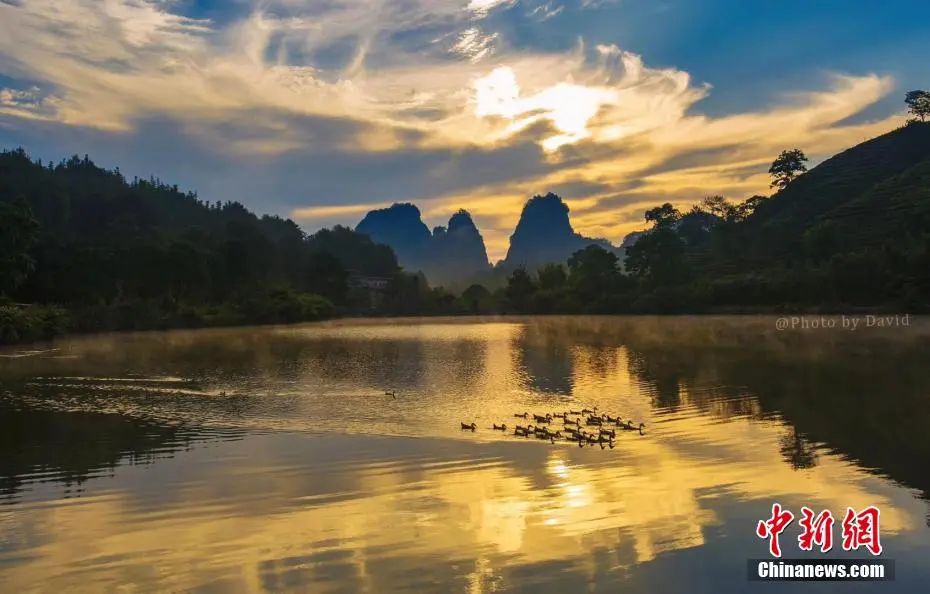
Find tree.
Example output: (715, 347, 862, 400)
(505, 268, 536, 312)
(537, 263, 567, 290)
(304, 251, 348, 304)
(0, 198, 40, 295)
(567, 245, 619, 284)
(905, 90, 930, 123)
(644, 203, 681, 229)
(698, 195, 733, 220)
(567, 245, 624, 306)
(460, 283, 491, 313)
(624, 228, 688, 286)
(769, 149, 808, 189)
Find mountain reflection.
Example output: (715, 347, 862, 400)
(1, 317, 929, 592)
(0, 394, 207, 500)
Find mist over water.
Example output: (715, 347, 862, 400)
(1, 316, 929, 592)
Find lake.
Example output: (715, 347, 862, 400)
(1, 316, 929, 592)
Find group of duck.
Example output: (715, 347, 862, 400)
(460, 407, 645, 449)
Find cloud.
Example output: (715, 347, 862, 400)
(450, 27, 499, 62)
(467, 0, 518, 19)
(0, 0, 908, 262)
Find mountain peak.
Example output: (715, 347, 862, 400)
(448, 209, 478, 232)
(503, 193, 617, 270)
(355, 205, 489, 286)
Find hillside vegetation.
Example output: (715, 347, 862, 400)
(2, 123, 928, 342)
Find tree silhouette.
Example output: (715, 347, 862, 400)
(0, 198, 39, 294)
(769, 149, 808, 189)
(644, 202, 681, 228)
(505, 268, 536, 311)
(905, 90, 930, 123)
(461, 283, 491, 313)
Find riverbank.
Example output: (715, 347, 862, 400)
(0, 290, 335, 345)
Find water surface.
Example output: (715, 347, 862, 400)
(1, 316, 929, 592)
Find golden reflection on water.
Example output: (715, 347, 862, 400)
(1, 316, 930, 592)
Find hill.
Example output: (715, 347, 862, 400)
(748, 122, 930, 264)
(0, 149, 435, 342)
(355, 204, 490, 286)
(501, 193, 621, 271)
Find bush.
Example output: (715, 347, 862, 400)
(0, 304, 71, 344)
(236, 288, 335, 324)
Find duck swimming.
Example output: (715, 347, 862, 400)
(492, 423, 507, 431)
(533, 413, 552, 423)
(514, 412, 529, 419)
(460, 422, 477, 431)
(385, 390, 396, 398)
(621, 420, 646, 435)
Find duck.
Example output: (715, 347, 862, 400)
(585, 416, 603, 426)
(621, 420, 646, 435)
(603, 414, 619, 424)
(581, 407, 597, 415)
(385, 390, 396, 399)
(514, 412, 529, 419)
(461, 422, 477, 431)
(563, 418, 579, 426)
(568, 409, 582, 415)
(552, 412, 566, 419)
(599, 428, 616, 439)
(533, 413, 552, 424)
(514, 426, 527, 436)
(492, 423, 507, 431)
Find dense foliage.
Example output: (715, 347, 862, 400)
(2, 120, 928, 341)
(0, 149, 458, 342)
(488, 122, 930, 314)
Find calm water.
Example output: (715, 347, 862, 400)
(1, 316, 929, 592)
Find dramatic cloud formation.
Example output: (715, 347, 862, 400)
(0, 0, 916, 260)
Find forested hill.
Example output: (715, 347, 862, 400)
(0, 149, 454, 342)
(748, 122, 930, 263)
(2, 122, 928, 342)
(495, 122, 930, 314)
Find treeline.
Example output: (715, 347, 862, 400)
(3, 119, 929, 341)
(480, 122, 930, 314)
(0, 149, 458, 343)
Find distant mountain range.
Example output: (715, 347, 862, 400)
(355, 192, 621, 285)
(356, 204, 491, 286)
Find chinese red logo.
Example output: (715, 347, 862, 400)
(756, 503, 794, 558)
(841, 506, 882, 556)
(798, 507, 834, 553)
(756, 504, 882, 557)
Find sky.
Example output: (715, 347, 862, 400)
(0, 0, 928, 261)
